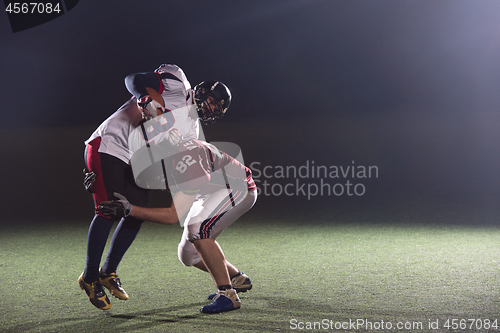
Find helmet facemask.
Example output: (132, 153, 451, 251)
(194, 81, 231, 125)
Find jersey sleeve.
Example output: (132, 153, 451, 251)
(124, 72, 162, 99)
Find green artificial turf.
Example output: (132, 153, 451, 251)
(1, 215, 500, 332)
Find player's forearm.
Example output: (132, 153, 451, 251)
(130, 205, 179, 225)
(127, 191, 197, 225)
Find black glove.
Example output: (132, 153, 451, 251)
(97, 193, 132, 220)
(83, 168, 96, 193)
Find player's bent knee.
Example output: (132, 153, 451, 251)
(177, 238, 201, 267)
(178, 250, 201, 267)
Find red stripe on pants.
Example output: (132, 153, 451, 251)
(86, 137, 110, 217)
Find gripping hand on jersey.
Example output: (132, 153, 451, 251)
(97, 193, 132, 220)
(137, 87, 165, 118)
(83, 168, 96, 193)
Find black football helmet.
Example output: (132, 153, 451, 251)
(193, 81, 231, 124)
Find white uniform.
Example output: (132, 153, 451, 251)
(85, 64, 203, 164)
(164, 140, 257, 267)
(127, 103, 200, 157)
(85, 98, 143, 164)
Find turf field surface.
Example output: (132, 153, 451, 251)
(1, 208, 499, 333)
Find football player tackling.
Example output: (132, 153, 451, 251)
(98, 136, 257, 314)
(80, 64, 232, 310)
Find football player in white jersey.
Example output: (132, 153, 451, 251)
(98, 136, 257, 314)
(79, 64, 232, 310)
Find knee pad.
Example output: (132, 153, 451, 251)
(177, 237, 201, 267)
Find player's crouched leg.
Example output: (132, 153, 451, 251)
(201, 289, 241, 314)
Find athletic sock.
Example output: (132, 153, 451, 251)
(217, 285, 232, 291)
(101, 216, 143, 274)
(83, 215, 113, 282)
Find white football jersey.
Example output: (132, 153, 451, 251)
(155, 64, 192, 112)
(85, 64, 203, 164)
(127, 104, 200, 156)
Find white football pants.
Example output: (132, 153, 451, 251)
(178, 189, 257, 267)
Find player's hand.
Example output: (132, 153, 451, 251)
(167, 128, 183, 146)
(138, 87, 165, 118)
(83, 168, 96, 193)
(97, 192, 132, 219)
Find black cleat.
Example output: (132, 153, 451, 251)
(99, 268, 129, 300)
(78, 273, 111, 310)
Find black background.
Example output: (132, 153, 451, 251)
(1, 0, 500, 224)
